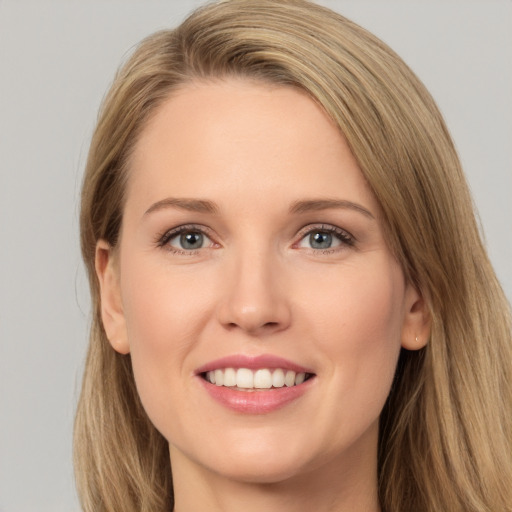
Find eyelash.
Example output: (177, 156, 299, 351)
(295, 224, 355, 253)
(155, 223, 355, 255)
(155, 224, 216, 255)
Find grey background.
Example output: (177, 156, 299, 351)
(0, 1, 510, 511)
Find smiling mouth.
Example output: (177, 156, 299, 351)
(201, 368, 315, 391)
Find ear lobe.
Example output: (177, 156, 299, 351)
(95, 240, 130, 354)
(401, 284, 431, 351)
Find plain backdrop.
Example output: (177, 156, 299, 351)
(0, 1, 510, 511)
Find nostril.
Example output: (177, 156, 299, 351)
(225, 320, 281, 333)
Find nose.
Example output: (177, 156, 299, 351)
(216, 247, 291, 336)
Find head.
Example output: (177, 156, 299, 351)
(75, 1, 512, 511)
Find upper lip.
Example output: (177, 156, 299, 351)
(195, 354, 314, 375)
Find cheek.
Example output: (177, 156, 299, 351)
(308, 256, 405, 335)
(348, 267, 403, 371)
(119, 256, 213, 431)
(307, 259, 405, 418)
(121, 250, 214, 349)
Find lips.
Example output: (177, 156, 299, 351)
(195, 353, 313, 374)
(195, 354, 316, 414)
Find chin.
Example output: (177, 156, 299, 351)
(209, 457, 310, 485)
(203, 434, 322, 485)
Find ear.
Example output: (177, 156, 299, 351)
(95, 240, 130, 354)
(400, 283, 431, 350)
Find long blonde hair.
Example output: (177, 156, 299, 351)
(75, 1, 512, 511)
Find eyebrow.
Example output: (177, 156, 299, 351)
(289, 199, 375, 219)
(144, 197, 219, 216)
(143, 197, 374, 219)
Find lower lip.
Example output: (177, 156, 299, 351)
(198, 377, 315, 414)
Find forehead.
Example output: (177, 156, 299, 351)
(126, 79, 377, 214)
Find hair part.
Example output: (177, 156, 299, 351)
(75, 1, 512, 511)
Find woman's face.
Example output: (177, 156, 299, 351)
(97, 79, 426, 485)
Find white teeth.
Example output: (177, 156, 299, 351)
(284, 370, 295, 387)
(214, 369, 224, 386)
(272, 369, 285, 388)
(205, 368, 311, 389)
(254, 369, 272, 389)
(223, 367, 236, 387)
(236, 368, 254, 388)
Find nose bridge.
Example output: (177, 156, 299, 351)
(218, 240, 290, 334)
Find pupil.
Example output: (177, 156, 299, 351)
(181, 232, 203, 249)
(310, 232, 332, 249)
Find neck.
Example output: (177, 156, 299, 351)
(170, 428, 381, 512)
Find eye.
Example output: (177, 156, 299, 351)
(301, 231, 339, 250)
(157, 225, 215, 253)
(296, 225, 354, 251)
(170, 231, 207, 250)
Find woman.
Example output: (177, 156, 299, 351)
(74, 1, 512, 511)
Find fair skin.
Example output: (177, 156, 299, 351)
(96, 79, 429, 512)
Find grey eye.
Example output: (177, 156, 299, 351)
(180, 232, 204, 249)
(298, 229, 343, 250)
(169, 231, 207, 250)
(309, 231, 333, 249)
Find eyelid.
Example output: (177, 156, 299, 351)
(293, 223, 356, 250)
(154, 222, 355, 254)
(156, 224, 218, 252)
